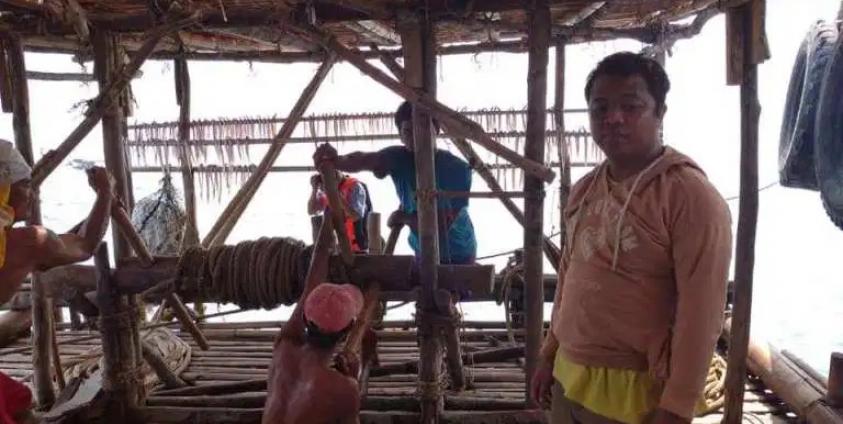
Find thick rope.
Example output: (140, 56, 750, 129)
(177, 237, 307, 309)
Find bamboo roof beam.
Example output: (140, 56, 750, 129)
(560, 1, 607, 26)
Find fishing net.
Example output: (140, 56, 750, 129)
(131, 174, 187, 256)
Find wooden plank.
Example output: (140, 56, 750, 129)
(523, 0, 550, 406)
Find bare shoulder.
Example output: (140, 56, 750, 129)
(7, 225, 53, 249)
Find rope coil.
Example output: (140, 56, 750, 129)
(177, 237, 308, 309)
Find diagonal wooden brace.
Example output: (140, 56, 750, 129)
(286, 22, 556, 183)
(30, 11, 201, 187)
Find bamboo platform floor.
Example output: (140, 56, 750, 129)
(0, 322, 799, 424)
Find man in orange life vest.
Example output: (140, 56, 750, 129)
(307, 170, 372, 253)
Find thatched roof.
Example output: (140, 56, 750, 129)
(0, 0, 733, 62)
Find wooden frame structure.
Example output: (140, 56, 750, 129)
(0, 0, 841, 423)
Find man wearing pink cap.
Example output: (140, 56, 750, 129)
(263, 281, 371, 423)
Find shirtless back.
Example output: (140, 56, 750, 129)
(263, 335, 360, 424)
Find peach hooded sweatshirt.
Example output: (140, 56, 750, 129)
(550, 146, 732, 420)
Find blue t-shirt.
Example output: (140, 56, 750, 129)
(376, 145, 477, 264)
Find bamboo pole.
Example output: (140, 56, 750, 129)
(93, 29, 132, 260)
(95, 243, 140, 420)
(286, 22, 556, 184)
(175, 55, 199, 250)
(4, 33, 56, 408)
(554, 40, 570, 251)
(829, 353, 843, 407)
(437, 290, 465, 391)
(29, 11, 200, 187)
(93, 32, 145, 390)
(399, 13, 443, 423)
(523, 0, 550, 406)
(384, 225, 402, 255)
(723, 2, 761, 422)
(317, 161, 354, 264)
(367, 212, 382, 254)
(201, 55, 337, 247)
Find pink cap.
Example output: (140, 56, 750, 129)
(303, 283, 364, 333)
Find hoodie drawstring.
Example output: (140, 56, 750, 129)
(611, 155, 664, 271)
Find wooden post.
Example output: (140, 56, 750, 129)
(524, 0, 550, 406)
(174, 55, 199, 250)
(829, 352, 843, 407)
(94, 243, 140, 421)
(367, 212, 382, 254)
(399, 13, 443, 423)
(554, 41, 570, 251)
(202, 55, 337, 247)
(29, 12, 200, 187)
(4, 33, 56, 408)
(723, 2, 762, 422)
(93, 30, 145, 393)
(93, 30, 132, 259)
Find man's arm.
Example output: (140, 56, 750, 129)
(313, 143, 391, 177)
(307, 187, 324, 216)
(658, 178, 732, 421)
(35, 168, 114, 270)
(277, 218, 333, 342)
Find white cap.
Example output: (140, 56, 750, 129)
(0, 139, 31, 185)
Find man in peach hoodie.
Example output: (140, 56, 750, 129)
(531, 52, 733, 424)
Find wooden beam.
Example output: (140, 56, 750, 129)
(560, 1, 606, 26)
(286, 22, 556, 184)
(201, 54, 336, 248)
(29, 11, 200, 188)
(523, 0, 550, 407)
(399, 13, 443, 422)
(369, 43, 405, 81)
(722, 2, 761, 423)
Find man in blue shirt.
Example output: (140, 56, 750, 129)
(312, 101, 476, 264)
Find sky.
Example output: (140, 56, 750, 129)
(0, 0, 841, 375)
